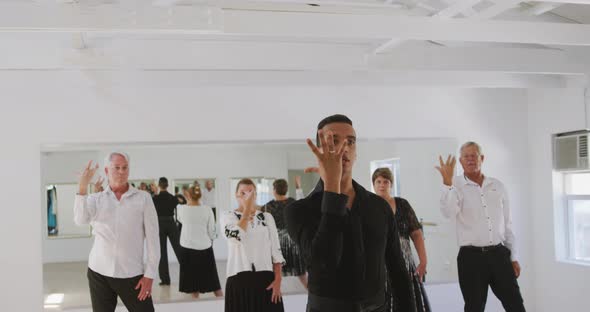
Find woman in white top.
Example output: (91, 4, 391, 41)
(177, 184, 223, 298)
(222, 178, 285, 312)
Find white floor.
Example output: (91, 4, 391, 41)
(43, 261, 307, 311)
(43, 261, 504, 311)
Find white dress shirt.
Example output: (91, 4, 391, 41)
(201, 188, 216, 207)
(177, 204, 217, 250)
(221, 210, 285, 278)
(74, 186, 160, 279)
(440, 175, 518, 261)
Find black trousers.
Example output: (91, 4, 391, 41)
(457, 245, 525, 312)
(158, 216, 182, 284)
(87, 268, 154, 312)
(306, 292, 386, 312)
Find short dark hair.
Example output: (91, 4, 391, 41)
(158, 177, 169, 188)
(372, 167, 394, 184)
(273, 179, 288, 196)
(316, 114, 353, 146)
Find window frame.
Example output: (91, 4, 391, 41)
(563, 172, 590, 264)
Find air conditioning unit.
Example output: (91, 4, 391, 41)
(553, 130, 590, 171)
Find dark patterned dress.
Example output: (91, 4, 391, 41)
(387, 197, 431, 312)
(263, 198, 307, 276)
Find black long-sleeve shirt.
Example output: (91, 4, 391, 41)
(152, 191, 179, 217)
(285, 180, 412, 311)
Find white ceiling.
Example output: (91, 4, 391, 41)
(0, 0, 589, 88)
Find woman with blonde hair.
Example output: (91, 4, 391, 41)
(222, 178, 285, 312)
(177, 184, 223, 298)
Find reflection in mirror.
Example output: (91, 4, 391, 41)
(41, 138, 457, 311)
(45, 183, 92, 238)
(175, 178, 217, 220)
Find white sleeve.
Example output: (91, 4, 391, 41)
(295, 188, 304, 200)
(207, 206, 218, 241)
(500, 182, 518, 261)
(440, 182, 461, 218)
(143, 194, 160, 279)
(176, 205, 184, 224)
(73, 194, 96, 225)
(265, 212, 285, 265)
(221, 211, 247, 244)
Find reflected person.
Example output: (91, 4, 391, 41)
(152, 177, 182, 286)
(262, 178, 308, 288)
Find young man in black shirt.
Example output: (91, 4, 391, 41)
(152, 177, 182, 286)
(285, 114, 412, 312)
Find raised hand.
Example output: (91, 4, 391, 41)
(79, 160, 99, 195)
(237, 190, 257, 231)
(243, 190, 257, 217)
(435, 155, 456, 186)
(303, 167, 319, 174)
(93, 176, 105, 193)
(295, 175, 302, 189)
(149, 182, 158, 195)
(306, 129, 347, 193)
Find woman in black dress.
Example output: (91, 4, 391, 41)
(373, 167, 431, 312)
(262, 178, 307, 288)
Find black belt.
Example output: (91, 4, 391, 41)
(461, 243, 503, 252)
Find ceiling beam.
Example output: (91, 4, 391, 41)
(0, 38, 587, 75)
(431, 0, 483, 18)
(469, 0, 522, 19)
(223, 10, 590, 46)
(1, 5, 590, 46)
(0, 69, 581, 88)
(522, 3, 564, 16)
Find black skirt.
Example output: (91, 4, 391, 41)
(179, 246, 222, 293)
(278, 229, 307, 276)
(225, 271, 285, 312)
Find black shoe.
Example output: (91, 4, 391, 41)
(159, 282, 170, 286)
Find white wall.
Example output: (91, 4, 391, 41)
(527, 88, 590, 312)
(0, 71, 533, 311)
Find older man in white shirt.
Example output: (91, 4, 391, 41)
(437, 142, 525, 312)
(202, 179, 217, 220)
(74, 152, 159, 312)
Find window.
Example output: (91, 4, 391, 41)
(370, 158, 401, 196)
(564, 172, 590, 263)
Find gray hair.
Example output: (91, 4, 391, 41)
(104, 151, 130, 168)
(460, 141, 483, 155)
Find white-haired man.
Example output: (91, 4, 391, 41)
(436, 142, 525, 312)
(74, 152, 159, 312)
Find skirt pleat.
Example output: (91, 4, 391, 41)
(225, 271, 285, 312)
(179, 246, 222, 293)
